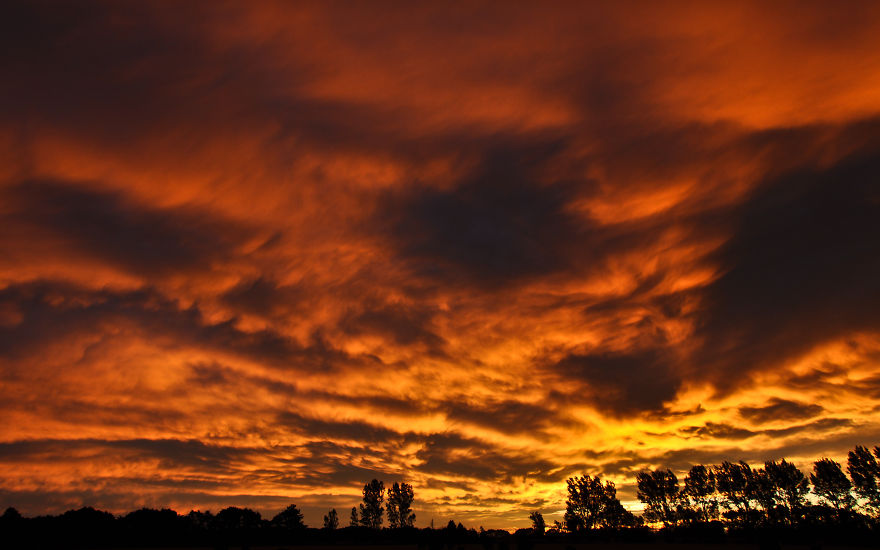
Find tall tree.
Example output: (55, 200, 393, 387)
(529, 511, 545, 535)
(359, 479, 385, 529)
(751, 468, 779, 524)
(564, 474, 621, 530)
(683, 464, 718, 522)
(1, 508, 22, 522)
(713, 461, 756, 525)
(349, 507, 359, 527)
(272, 504, 305, 530)
(386, 482, 416, 528)
(323, 508, 338, 530)
(636, 469, 679, 527)
(847, 445, 880, 513)
(764, 459, 809, 525)
(811, 458, 855, 514)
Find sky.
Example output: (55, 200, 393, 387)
(1, 0, 880, 530)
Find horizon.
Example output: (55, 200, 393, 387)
(2, 0, 880, 531)
(3, 448, 877, 531)
(0, 449, 873, 531)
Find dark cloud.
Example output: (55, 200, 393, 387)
(0, 0, 517, 171)
(339, 301, 445, 350)
(0, 1, 319, 148)
(381, 143, 593, 286)
(2, 180, 254, 276)
(562, 133, 880, 414)
(677, 417, 854, 444)
(25, 401, 188, 431)
(762, 417, 855, 439)
(692, 148, 880, 386)
(275, 412, 403, 444)
(0, 437, 395, 498)
(186, 362, 232, 388)
(220, 278, 305, 319)
(738, 398, 824, 424)
(0, 281, 373, 373)
(443, 399, 582, 439)
(415, 433, 559, 483)
(0, 438, 254, 474)
(680, 422, 756, 440)
(550, 348, 681, 415)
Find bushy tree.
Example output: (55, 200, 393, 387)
(386, 482, 416, 528)
(216, 507, 261, 530)
(751, 467, 779, 523)
(1, 507, 22, 522)
(323, 508, 338, 530)
(186, 510, 213, 531)
(713, 461, 756, 525)
(529, 511, 545, 534)
(811, 458, 855, 514)
(602, 497, 641, 528)
(764, 459, 809, 524)
(272, 504, 305, 530)
(564, 474, 630, 530)
(683, 464, 718, 522)
(636, 469, 679, 527)
(847, 445, 880, 513)
(359, 479, 385, 529)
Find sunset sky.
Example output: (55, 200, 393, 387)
(2, 0, 880, 529)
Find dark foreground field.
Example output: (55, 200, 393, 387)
(4, 513, 880, 550)
(81, 545, 872, 550)
(5, 535, 880, 550)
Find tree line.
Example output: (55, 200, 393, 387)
(0, 479, 421, 549)
(541, 444, 880, 534)
(3, 446, 880, 548)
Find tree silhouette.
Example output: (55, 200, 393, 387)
(713, 461, 756, 526)
(216, 507, 261, 530)
(529, 511, 545, 534)
(323, 508, 338, 530)
(186, 510, 213, 531)
(386, 481, 416, 528)
(602, 497, 640, 528)
(349, 506, 359, 527)
(751, 467, 779, 524)
(0, 507, 22, 544)
(564, 474, 626, 530)
(6, 444, 880, 546)
(847, 445, 880, 513)
(811, 458, 855, 515)
(683, 464, 718, 522)
(272, 504, 305, 530)
(764, 459, 809, 525)
(359, 479, 385, 529)
(636, 469, 679, 527)
(216, 506, 261, 548)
